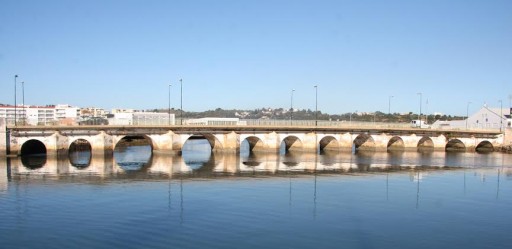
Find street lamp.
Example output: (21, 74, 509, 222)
(14, 75, 18, 126)
(168, 84, 172, 125)
(466, 101, 472, 130)
(180, 79, 183, 125)
(388, 95, 394, 114)
(290, 89, 295, 125)
(314, 85, 318, 126)
(417, 92, 422, 123)
(350, 110, 357, 124)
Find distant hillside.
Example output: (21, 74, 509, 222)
(152, 107, 464, 123)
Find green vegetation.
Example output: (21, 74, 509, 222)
(156, 107, 465, 123)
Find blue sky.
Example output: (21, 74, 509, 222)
(1, 0, 511, 115)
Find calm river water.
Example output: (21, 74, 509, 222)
(1, 140, 512, 249)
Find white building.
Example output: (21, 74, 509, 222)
(0, 105, 25, 125)
(107, 109, 175, 125)
(80, 107, 108, 119)
(26, 106, 55, 125)
(0, 104, 80, 125)
(55, 104, 80, 121)
(433, 105, 512, 130)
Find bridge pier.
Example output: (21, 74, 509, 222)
(148, 131, 174, 154)
(0, 118, 7, 157)
(5, 125, 505, 156)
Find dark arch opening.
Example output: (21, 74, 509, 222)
(20, 139, 47, 169)
(243, 136, 264, 152)
(69, 139, 92, 168)
(387, 136, 405, 151)
(21, 139, 47, 156)
(319, 136, 339, 152)
(353, 134, 375, 152)
(417, 137, 434, 152)
(475, 141, 494, 153)
(280, 136, 303, 153)
(114, 135, 153, 151)
(446, 139, 466, 152)
(114, 135, 153, 171)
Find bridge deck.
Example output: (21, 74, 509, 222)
(7, 125, 503, 138)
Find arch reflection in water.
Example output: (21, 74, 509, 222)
(114, 136, 153, 171)
(182, 139, 217, 174)
(69, 139, 92, 168)
(240, 151, 279, 174)
(20, 139, 48, 169)
(280, 151, 306, 171)
(21, 155, 47, 170)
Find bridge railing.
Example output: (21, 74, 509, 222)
(241, 119, 412, 129)
(4, 117, 505, 132)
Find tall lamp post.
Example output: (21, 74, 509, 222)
(466, 101, 472, 130)
(168, 84, 172, 125)
(314, 85, 318, 126)
(14, 75, 18, 126)
(350, 110, 357, 124)
(290, 89, 295, 125)
(180, 79, 183, 125)
(388, 95, 394, 114)
(417, 92, 422, 124)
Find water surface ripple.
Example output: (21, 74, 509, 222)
(1, 144, 511, 249)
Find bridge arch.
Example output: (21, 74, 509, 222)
(183, 134, 224, 151)
(114, 135, 154, 151)
(281, 135, 303, 152)
(69, 138, 92, 152)
(353, 134, 375, 152)
(387, 136, 405, 151)
(242, 136, 265, 152)
(417, 136, 434, 151)
(319, 136, 339, 151)
(69, 139, 92, 168)
(475, 141, 494, 153)
(446, 139, 466, 152)
(20, 139, 47, 156)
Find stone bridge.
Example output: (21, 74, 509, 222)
(0, 122, 506, 157)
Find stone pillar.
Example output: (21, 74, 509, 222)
(302, 132, 318, 152)
(432, 135, 448, 151)
(373, 134, 389, 152)
(220, 131, 240, 153)
(263, 132, 280, 153)
(171, 132, 185, 154)
(0, 118, 6, 157)
(149, 131, 174, 154)
(90, 131, 114, 157)
(504, 128, 512, 146)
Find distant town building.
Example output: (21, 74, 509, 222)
(0, 104, 80, 125)
(432, 105, 512, 130)
(107, 109, 174, 125)
(186, 117, 246, 126)
(80, 107, 108, 119)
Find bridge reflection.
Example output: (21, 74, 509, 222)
(3, 150, 511, 181)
